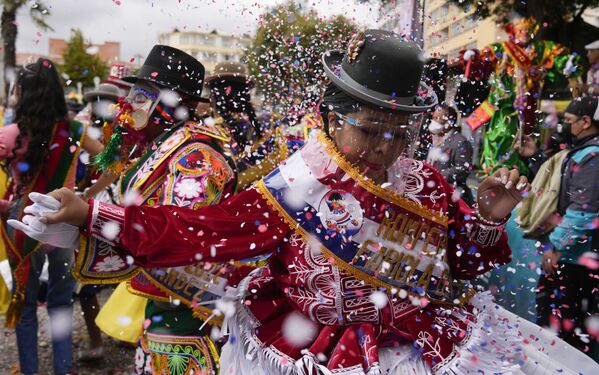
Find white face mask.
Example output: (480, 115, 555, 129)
(126, 82, 161, 131)
(428, 120, 445, 135)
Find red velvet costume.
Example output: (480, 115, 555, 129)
(83, 133, 525, 374)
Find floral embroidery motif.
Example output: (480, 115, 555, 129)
(93, 255, 127, 273)
(391, 159, 444, 205)
(416, 330, 444, 360)
(173, 177, 204, 199)
(286, 242, 382, 325)
(134, 346, 152, 375)
(125, 128, 189, 195)
(163, 142, 234, 209)
(143, 333, 219, 375)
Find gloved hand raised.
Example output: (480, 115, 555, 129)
(39, 187, 90, 226)
(7, 192, 81, 249)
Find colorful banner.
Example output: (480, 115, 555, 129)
(465, 100, 497, 131)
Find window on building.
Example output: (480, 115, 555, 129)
(430, 27, 448, 47)
(430, 4, 449, 23)
(464, 16, 477, 31)
(450, 19, 463, 36)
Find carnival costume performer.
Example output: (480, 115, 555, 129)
(206, 61, 290, 190)
(13, 30, 599, 374)
(460, 17, 581, 175)
(18, 46, 239, 375)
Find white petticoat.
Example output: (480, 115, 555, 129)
(218, 289, 599, 375)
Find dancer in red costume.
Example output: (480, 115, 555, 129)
(13, 30, 599, 374)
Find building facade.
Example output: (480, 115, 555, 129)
(16, 38, 124, 66)
(158, 30, 252, 74)
(423, 0, 506, 60)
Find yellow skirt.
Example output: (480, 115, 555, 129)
(0, 169, 11, 314)
(0, 269, 10, 314)
(95, 282, 147, 344)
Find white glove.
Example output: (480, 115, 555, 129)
(463, 49, 476, 61)
(7, 193, 80, 249)
(24, 192, 61, 216)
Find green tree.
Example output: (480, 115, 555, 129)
(1, 0, 51, 96)
(445, 0, 599, 25)
(245, 1, 356, 116)
(60, 29, 107, 89)
(445, 0, 599, 54)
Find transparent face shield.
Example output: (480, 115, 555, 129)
(332, 109, 424, 160)
(330, 107, 425, 188)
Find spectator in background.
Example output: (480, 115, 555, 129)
(571, 40, 599, 97)
(66, 99, 84, 121)
(426, 104, 474, 205)
(533, 96, 599, 360)
(0, 58, 103, 375)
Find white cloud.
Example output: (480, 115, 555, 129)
(16, 0, 378, 62)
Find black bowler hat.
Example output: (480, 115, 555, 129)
(565, 96, 599, 120)
(322, 29, 437, 112)
(123, 45, 208, 101)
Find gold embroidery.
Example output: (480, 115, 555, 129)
(255, 180, 469, 305)
(236, 128, 289, 190)
(139, 269, 224, 327)
(317, 133, 448, 226)
(125, 282, 171, 303)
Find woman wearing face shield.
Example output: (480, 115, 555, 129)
(12, 31, 599, 374)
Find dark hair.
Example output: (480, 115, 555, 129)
(438, 104, 458, 126)
(4, 58, 67, 196)
(328, 192, 343, 201)
(209, 80, 261, 145)
(318, 83, 363, 136)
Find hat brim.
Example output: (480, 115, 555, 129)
(83, 91, 120, 102)
(102, 78, 133, 90)
(123, 76, 210, 103)
(585, 43, 599, 50)
(321, 50, 437, 113)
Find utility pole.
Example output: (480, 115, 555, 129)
(419, 0, 426, 48)
(0, 34, 4, 104)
